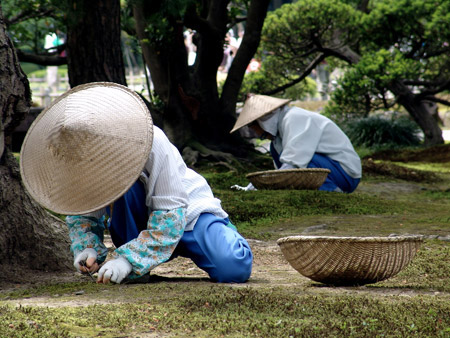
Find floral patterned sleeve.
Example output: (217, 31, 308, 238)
(66, 215, 109, 264)
(113, 207, 186, 279)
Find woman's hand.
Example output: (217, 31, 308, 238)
(74, 248, 99, 274)
(97, 256, 132, 284)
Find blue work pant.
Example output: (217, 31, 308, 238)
(107, 181, 253, 283)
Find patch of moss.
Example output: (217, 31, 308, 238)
(362, 159, 442, 183)
(375, 240, 450, 291)
(215, 189, 409, 236)
(367, 143, 450, 163)
(1, 282, 109, 301)
(202, 171, 249, 190)
(199, 157, 450, 240)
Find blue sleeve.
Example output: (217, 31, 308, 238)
(113, 207, 186, 279)
(66, 215, 109, 264)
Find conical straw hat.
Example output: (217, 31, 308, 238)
(230, 95, 291, 133)
(20, 82, 153, 215)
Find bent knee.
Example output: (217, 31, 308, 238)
(210, 248, 253, 283)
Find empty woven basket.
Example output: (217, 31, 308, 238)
(246, 168, 330, 190)
(277, 235, 423, 286)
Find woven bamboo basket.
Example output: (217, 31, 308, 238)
(277, 235, 423, 286)
(246, 168, 330, 190)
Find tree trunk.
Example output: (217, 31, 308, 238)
(390, 80, 444, 145)
(133, 4, 193, 147)
(66, 0, 126, 86)
(220, 0, 272, 132)
(0, 5, 72, 277)
(0, 152, 72, 272)
(133, 0, 270, 153)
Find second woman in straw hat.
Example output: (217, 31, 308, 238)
(230, 94, 361, 193)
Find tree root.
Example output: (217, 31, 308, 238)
(182, 140, 244, 172)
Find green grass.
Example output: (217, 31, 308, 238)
(217, 189, 414, 239)
(28, 66, 68, 79)
(376, 240, 450, 292)
(392, 161, 450, 174)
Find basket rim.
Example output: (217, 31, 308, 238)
(246, 168, 331, 178)
(277, 235, 424, 245)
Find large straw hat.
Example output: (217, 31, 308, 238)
(20, 82, 153, 215)
(230, 94, 291, 133)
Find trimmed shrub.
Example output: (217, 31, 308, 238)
(343, 115, 421, 149)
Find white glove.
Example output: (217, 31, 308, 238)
(97, 256, 132, 284)
(74, 248, 98, 272)
(230, 183, 257, 191)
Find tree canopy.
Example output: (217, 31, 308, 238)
(3, 0, 67, 66)
(5, 0, 449, 147)
(254, 0, 449, 145)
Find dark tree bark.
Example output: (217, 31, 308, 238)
(66, 0, 126, 86)
(0, 5, 72, 277)
(220, 0, 272, 133)
(16, 48, 67, 66)
(389, 80, 444, 145)
(133, 0, 271, 152)
(133, 4, 191, 146)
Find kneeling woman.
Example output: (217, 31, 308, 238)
(20, 83, 253, 284)
(230, 94, 362, 193)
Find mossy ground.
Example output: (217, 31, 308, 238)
(2, 145, 449, 337)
